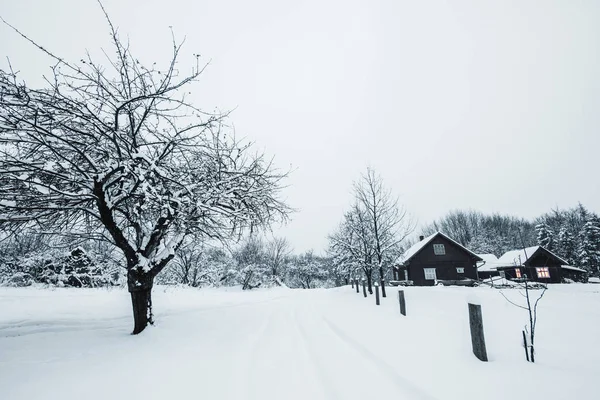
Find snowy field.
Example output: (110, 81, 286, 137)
(0, 284, 599, 400)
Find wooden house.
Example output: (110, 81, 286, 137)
(393, 232, 483, 286)
(496, 246, 587, 283)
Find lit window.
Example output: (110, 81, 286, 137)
(456, 267, 464, 273)
(536, 267, 550, 278)
(433, 244, 446, 255)
(515, 268, 522, 278)
(424, 268, 437, 280)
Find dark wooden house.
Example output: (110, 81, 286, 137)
(393, 232, 483, 286)
(496, 246, 587, 283)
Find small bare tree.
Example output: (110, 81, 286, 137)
(0, 3, 289, 334)
(499, 253, 547, 363)
(265, 236, 291, 284)
(169, 241, 207, 287)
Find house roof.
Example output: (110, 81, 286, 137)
(476, 254, 503, 272)
(561, 265, 586, 273)
(399, 231, 483, 264)
(497, 246, 569, 267)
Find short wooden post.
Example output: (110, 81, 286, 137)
(381, 279, 386, 298)
(375, 283, 380, 305)
(362, 280, 367, 298)
(522, 330, 530, 362)
(468, 303, 488, 362)
(398, 290, 406, 316)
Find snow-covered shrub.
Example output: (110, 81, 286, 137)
(239, 264, 269, 290)
(0, 247, 119, 288)
(286, 255, 328, 289)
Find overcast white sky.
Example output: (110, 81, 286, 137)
(2, 0, 599, 253)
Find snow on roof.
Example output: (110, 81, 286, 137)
(476, 254, 503, 272)
(497, 246, 540, 266)
(399, 232, 482, 264)
(478, 254, 499, 263)
(497, 246, 569, 267)
(561, 265, 586, 273)
(399, 232, 439, 263)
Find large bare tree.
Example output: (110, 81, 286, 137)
(329, 168, 413, 295)
(354, 168, 414, 296)
(0, 5, 289, 334)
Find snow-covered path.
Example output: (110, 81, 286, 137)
(1, 285, 599, 400)
(226, 293, 434, 400)
(0, 288, 436, 400)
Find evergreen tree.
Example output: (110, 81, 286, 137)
(536, 223, 555, 250)
(578, 218, 600, 275)
(557, 227, 576, 265)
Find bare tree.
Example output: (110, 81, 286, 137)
(329, 204, 376, 293)
(233, 235, 269, 290)
(287, 251, 328, 289)
(330, 169, 414, 294)
(264, 236, 291, 283)
(421, 209, 536, 257)
(0, 4, 289, 334)
(353, 168, 414, 296)
(169, 241, 206, 287)
(499, 252, 547, 363)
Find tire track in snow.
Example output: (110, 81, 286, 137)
(292, 309, 343, 400)
(243, 306, 279, 400)
(321, 316, 438, 400)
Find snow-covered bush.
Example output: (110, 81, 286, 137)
(239, 264, 269, 290)
(0, 247, 119, 288)
(286, 253, 329, 289)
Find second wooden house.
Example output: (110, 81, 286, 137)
(496, 246, 587, 283)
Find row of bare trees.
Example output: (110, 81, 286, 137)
(0, 3, 290, 334)
(328, 168, 415, 294)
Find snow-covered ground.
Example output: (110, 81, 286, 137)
(0, 284, 599, 400)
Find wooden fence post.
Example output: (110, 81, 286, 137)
(375, 283, 380, 305)
(468, 303, 488, 362)
(362, 280, 367, 298)
(355, 280, 359, 293)
(381, 279, 386, 298)
(398, 290, 406, 316)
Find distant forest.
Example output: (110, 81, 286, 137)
(419, 203, 600, 274)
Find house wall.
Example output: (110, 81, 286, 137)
(562, 268, 588, 283)
(406, 235, 479, 286)
(498, 266, 523, 280)
(478, 270, 499, 280)
(525, 251, 563, 283)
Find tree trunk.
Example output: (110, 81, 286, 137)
(367, 271, 373, 294)
(130, 288, 152, 335)
(379, 266, 386, 297)
(128, 268, 155, 335)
